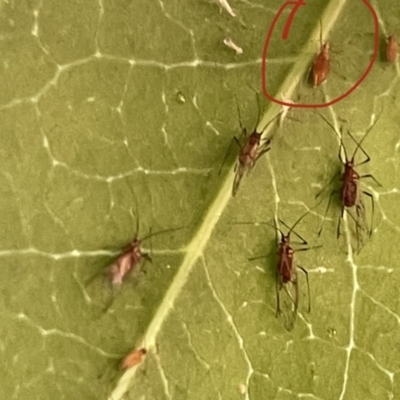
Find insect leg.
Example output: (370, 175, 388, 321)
(232, 164, 246, 197)
(362, 191, 375, 237)
(248, 254, 270, 261)
(143, 253, 152, 263)
(336, 208, 344, 238)
(218, 136, 241, 175)
(295, 245, 322, 252)
(278, 219, 308, 245)
(254, 140, 271, 164)
(298, 266, 311, 312)
(360, 174, 383, 187)
(316, 172, 340, 199)
(275, 271, 282, 318)
(293, 278, 299, 316)
(318, 190, 336, 236)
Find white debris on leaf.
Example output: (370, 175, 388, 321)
(216, 0, 237, 17)
(238, 383, 246, 394)
(223, 37, 243, 55)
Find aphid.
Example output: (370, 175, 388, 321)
(317, 112, 381, 250)
(223, 37, 243, 55)
(386, 34, 398, 63)
(272, 215, 311, 330)
(107, 225, 184, 286)
(108, 237, 151, 286)
(86, 211, 184, 311)
(223, 94, 280, 197)
(121, 348, 147, 370)
(311, 24, 330, 86)
(236, 210, 316, 330)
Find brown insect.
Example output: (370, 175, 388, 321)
(239, 211, 315, 330)
(273, 216, 312, 330)
(311, 24, 330, 86)
(386, 34, 398, 63)
(121, 348, 147, 370)
(221, 94, 280, 196)
(108, 237, 151, 286)
(107, 224, 184, 286)
(317, 112, 381, 250)
(86, 213, 184, 311)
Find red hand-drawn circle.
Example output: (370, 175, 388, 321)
(261, 0, 379, 108)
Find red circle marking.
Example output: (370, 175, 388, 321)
(261, 0, 379, 108)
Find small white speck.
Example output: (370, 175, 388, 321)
(238, 383, 246, 395)
(223, 37, 243, 55)
(216, 0, 237, 17)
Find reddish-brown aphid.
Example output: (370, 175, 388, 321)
(312, 42, 330, 86)
(311, 23, 330, 87)
(121, 348, 147, 370)
(386, 35, 398, 63)
(107, 224, 184, 286)
(108, 238, 151, 286)
(240, 212, 314, 330)
(86, 211, 184, 312)
(226, 94, 280, 196)
(274, 216, 311, 330)
(317, 112, 381, 250)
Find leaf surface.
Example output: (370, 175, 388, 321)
(0, 1, 399, 400)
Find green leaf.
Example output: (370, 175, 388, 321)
(1, 1, 399, 400)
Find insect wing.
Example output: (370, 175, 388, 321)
(109, 250, 135, 286)
(340, 177, 358, 208)
(276, 253, 298, 330)
(232, 162, 246, 196)
(85, 265, 116, 313)
(280, 280, 299, 331)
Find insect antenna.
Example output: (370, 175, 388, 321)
(319, 19, 323, 48)
(280, 198, 325, 241)
(134, 196, 140, 238)
(247, 85, 282, 135)
(348, 112, 381, 162)
(234, 94, 245, 132)
(126, 184, 141, 238)
(218, 95, 245, 175)
(316, 111, 348, 162)
(140, 225, 186, 242)
(286, 209, 311, 238)
(261, 111, 282, 138)
(233, 220, 283, 260)
(233, 220, 285, 239)
(245, 85, 261, 131)
(253, 89, 262, 133)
